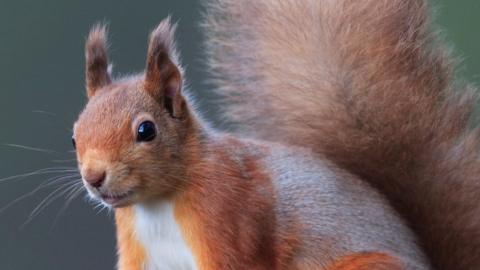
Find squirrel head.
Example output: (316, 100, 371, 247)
(73, 18, 200, 208)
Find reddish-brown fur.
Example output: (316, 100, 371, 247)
(173, 137, 283, 269)
(115, 207, 146, 270)
(325, 253, 403, 270)
(74, 0, 479, 269)
(85, 24, 111, 98)
(204, 0, 480, 269)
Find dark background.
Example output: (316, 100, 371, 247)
(0, 1, 478, 269)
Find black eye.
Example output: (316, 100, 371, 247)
(137, 121, 156, 142)
(71, 137, 76, 150)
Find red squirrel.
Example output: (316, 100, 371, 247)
(72, 0, 480, 269)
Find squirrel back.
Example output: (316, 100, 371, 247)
(203, 0, 480, 270)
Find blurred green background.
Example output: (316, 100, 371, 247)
(0, 1, 478, 269)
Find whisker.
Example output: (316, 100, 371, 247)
(21, 182, 78, 228)
(0, 174, 79, 214)
(43, 174, 81, 188)
(50, 183, 84, 231)
(95, 203, 111, 215)
(51, 159, 77, 163)
(93, 202, 105, 211)
(2, 143, 59, 154)
(31, 110, 57, 117)
(0, 167, 78, 183)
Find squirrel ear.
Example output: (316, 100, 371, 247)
(144, 18, 184, 118)
(85, 23, 111, 98)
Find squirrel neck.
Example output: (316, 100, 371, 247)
(169, 103, 267, 198)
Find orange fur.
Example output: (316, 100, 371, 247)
(115, 207, 146, 270)
(325, 253, 403, 270)
(172, 137, 289, 269)
(173, 193, 214, 269)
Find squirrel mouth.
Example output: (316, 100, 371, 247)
(100, 190, 134, 206)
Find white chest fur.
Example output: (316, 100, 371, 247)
(134, 202, 197, 270)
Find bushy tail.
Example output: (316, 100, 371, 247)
(203, 0, 480, 269)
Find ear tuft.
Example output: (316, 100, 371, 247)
(144, 17, 184, 118)
(85, 23, 111, 98)
(147, 17, 180, 67)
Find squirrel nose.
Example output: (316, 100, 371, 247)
(84, 171, 106, 188)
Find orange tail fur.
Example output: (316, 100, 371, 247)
(203, 0, 480, 269)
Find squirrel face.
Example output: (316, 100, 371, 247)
(73, 19, 195, 208)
